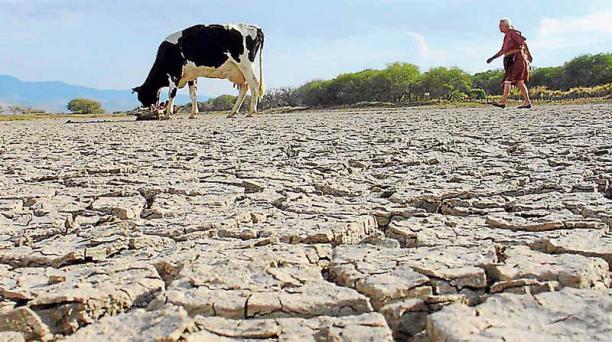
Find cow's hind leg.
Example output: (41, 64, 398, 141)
(227, 84, 248, 118)
(236, 63, 260, 117)
(188, 80, 198, 119)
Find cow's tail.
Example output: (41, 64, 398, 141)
(258, 29, 265, 99)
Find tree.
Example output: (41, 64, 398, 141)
(297, 80, 333, 107)
(293, 63, 422, 107)
(8, 105, 45, 115)
(67, 98, 104, 114)
(417, 67, 471, 100)
(9, 105, 27, 114)
(377, 62, 421, 102)
(472, 70, 504, 95)
(327, 70, 379, 105)
(562, 53, 612, 89)
(212, 95, 237, 111)
(260, 87, 303, 109)
(447, 67, 472, 95)
(530, 66, 564, 90)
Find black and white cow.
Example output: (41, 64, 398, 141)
(133, 24, 265, 119)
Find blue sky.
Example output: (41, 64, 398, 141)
(1, 0, 611, 97)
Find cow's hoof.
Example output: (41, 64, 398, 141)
(226, 113, 236, 119)
(189, 115, 197, 120)
(246, 113, 254, 118)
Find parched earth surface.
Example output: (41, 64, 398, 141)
(1, 104, 611, 341)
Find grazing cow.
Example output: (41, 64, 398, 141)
(132, 24, 265, 119)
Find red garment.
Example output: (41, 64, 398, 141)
(502, 29, 526, 54)
(502, 29, 530, 84)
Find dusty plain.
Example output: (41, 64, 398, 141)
(1, 104, 611, 341)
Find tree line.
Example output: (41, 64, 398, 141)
(199, 52, 612, 111)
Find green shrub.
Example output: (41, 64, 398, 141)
(67, 98, 104, 114)
(469, 88, 487, 100)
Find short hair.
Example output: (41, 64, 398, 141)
(500, 18, 513, 28)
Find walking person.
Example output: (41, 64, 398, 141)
(487, 18, 533, 109)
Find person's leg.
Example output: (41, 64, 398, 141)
(516, 81, 532, 106)
(498, 55, 513, 107)
(501, 81, 511, 105)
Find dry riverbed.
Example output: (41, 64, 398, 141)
(1, 104, 611, 341)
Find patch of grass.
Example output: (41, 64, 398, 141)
(326, 97, 611, 111)
(398, 98, 612, 110)
(533, 98, 612, 106)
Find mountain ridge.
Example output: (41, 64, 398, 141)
(0, 75, 196, 113)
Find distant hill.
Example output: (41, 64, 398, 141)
(0, 75, 196, 113)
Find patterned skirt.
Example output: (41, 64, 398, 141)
(503, 53, 529, 85)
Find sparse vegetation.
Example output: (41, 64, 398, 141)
(509, 83, 612, 101)
(5, 105, 46, 115)
(197, 95, 238, 112)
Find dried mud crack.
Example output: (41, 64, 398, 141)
(1, 104, 611, 341)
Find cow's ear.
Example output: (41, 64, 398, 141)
(132, 86, 140, 94)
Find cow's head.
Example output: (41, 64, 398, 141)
(132, 85, 159, 109)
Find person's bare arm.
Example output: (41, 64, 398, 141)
(487, 49, 504, 64)
(488, 48, 523, 63)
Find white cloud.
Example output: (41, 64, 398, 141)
(537, 11, 612, 36)
(529, 10, 612, 57)
(408, 32, 431, 58)
(517, 10, 612, 68)
(407, 31, 449, 63)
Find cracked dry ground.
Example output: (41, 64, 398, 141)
(1, 104, 611, 342)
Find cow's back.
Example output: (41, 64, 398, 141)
(175, 25, 245, 69)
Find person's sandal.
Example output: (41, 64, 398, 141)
(517, 104, 532, 109)
(490, 102, 506, 109)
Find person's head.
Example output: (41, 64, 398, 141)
(499, 18, 512, 33)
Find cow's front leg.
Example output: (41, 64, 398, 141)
(188, 80, 198, 119)
(165, 81, 177, 118)
(227, 84, 248, 118)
